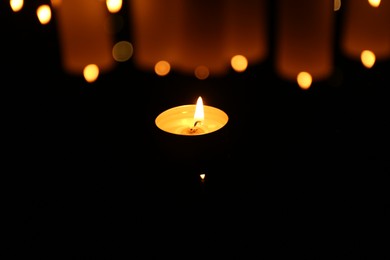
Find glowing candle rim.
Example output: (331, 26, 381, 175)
(155, 104, 229, 136)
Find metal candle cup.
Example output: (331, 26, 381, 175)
(155, 107, 228, 136)
(154, 97, 230, 164)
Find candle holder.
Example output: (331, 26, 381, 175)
(154, 97, 230, 166)
(155, 97, 228, 136)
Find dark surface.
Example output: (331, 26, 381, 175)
(2, 2, 389, 259)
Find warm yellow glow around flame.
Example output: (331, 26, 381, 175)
(368, 0, 381, 8)
(361, 50, 376, 68)
(194, 97, 204, 123)
(155, 99, 228, 136)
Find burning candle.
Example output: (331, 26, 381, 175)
(200, 173, 206, 182)
(155, 96, 228, 136)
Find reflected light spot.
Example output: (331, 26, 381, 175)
(106, 0, 122, 13)
(231, 55, 248, 73)
(297, 71, 312, 90)
(154, 61, 171, 76)
(361, 50, 376, 68)
(83, 64, 99, 83)
(10, 0, 23, 12)
(36, 5, 52, 25)
(368, 0, 381, 8)
(334, 0, 341, 11)
(194, 66, 209, 80)
(112, 41, 133, 62)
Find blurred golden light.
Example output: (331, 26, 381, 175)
(53, 0, 115, 76)
(7, 0, 390, 85)
(83, 64, 100, 83)
(10, 0, 23, 12)
(154, 61, 171, 77)
(341, 0, 390, 63)
(297, 71, 312, 90)
(36, 5, 52, 25)
(106, 0, 122, 13)
(275, 0, 334, 84)
(129, 0, 268, 77)
(361, 50, 376, 68)
(368, 0, 381, 8)
(231, 55, 248, 73)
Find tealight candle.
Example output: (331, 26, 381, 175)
(155, 96, 228, 136)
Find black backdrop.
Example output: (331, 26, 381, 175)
(2, 1, 389, 258)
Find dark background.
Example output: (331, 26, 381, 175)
(2, 1, 389, 259)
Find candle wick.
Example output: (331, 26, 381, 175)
(189, 121, 202, 133)
(193, 121, 202, 127)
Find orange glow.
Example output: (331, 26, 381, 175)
(275, 0, 334, 83)
(106, 0, 122, 13)
(50, 0, 62, 8)
(341, 0, 390, 61)
(54, 0, 115, 75)
(361, 50, 376, 68)
(194, 66, 210, 80)
(334, 0, 342, 11)
(194, 97, 204, 123)
(200, 173, 206, 182)
(231, 55, 248, 72)
(36, 5, 52, 25)
(83, 64, 99, 83)
(154, 61, 171, 76)
(129, 0, 267, 77)
(223, 1, 268, 71)
(297, 71, 312, 90)
(10, 0, 23, 12)
(368, 0, 381, 8)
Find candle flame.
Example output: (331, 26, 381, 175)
(194, 96, 204, 123)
